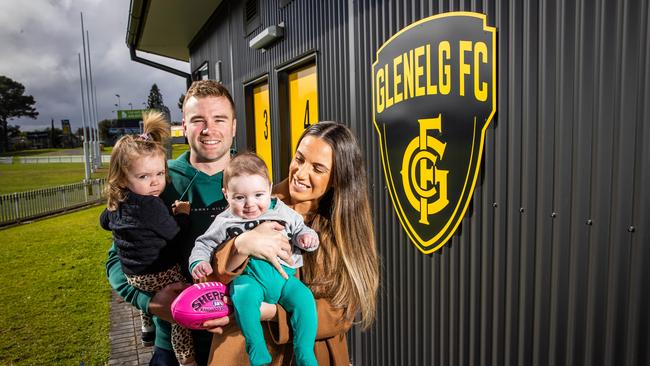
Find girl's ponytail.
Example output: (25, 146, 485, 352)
(140, 111, 170, 144)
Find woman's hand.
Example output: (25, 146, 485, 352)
(233, 221, 293, 279)
(260, 302, 278, 321)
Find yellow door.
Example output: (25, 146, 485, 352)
(288, 64, 318, 155)
(253, 82, 273, 180)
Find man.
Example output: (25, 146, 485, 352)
(106, 80, 290, 366)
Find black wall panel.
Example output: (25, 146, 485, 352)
(189, 0, 650, 364)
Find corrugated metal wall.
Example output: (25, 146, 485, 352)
(190, 0, 650, 365)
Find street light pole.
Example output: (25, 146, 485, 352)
(77, 53, 91, 182)
(128, 102, 133, 110)
(81, 12, 95, 172)
(86, 29, 100, 169)
(115, 94, 121, 109)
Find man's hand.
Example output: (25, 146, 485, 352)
(202, 315, 233, 334)
(148, 282, 189, 323)
(203, 300, 277, 334)
(172, 200, 191, 215)
(202, 296, 233, 334)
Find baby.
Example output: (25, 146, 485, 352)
(189, 152, 319, 366)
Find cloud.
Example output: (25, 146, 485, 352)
(0, 0, 188, 131)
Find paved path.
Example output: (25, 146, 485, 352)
(108, 291, 153, 365)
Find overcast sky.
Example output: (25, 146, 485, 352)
(0, 0, 188, 132)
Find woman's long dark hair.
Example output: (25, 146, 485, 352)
(298, 121, 379, 329)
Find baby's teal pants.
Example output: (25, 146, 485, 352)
(230, 258, 317, 366)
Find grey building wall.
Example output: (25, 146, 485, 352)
(189, 0, 650, 365)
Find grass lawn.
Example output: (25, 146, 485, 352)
(0, 148, 64, 157)
(0, 144, 188, 195)
(2, 143, 188, 157)
(0, 164, 108, 195)
(102, 144, 188, 158)
(0, 205, 112, 365)
(171, 143, 189, 158)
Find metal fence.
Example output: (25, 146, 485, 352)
(0, 179, 105, 227)
(16, 155, 111, 164)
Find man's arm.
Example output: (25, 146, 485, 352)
(105, 243, 152, 312)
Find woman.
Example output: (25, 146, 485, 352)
(205, 121, 380, 365)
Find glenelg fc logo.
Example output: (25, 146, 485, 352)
(372, 12, 496, 254)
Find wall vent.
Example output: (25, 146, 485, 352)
(244, 0, 261, 36)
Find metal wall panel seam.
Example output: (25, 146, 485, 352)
(600, 0, 627, 364)
(584, 0, 617, 363)
(565, 0, 594, 364)
(605, 0, 641, 364)
(549, 1, 576, 364)
(518, 0, 539, 364)
(492, 0, 509, 364)
(532, 1, 557, 364)
(625, 3, 650, 365)
(504, 0, 524, 364)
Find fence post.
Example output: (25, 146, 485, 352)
(13, 193, 20, 221)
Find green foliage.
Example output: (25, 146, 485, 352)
(0, 76, 38, 152)
(0, 205, 112, 365)
(98, 119, 117, 142)
(147, 84, 171, 121)
(146, 84, 163, 109)
(178, 93, 185, 111)
(6, 124, 21, 138)
(0, 163, 107, 195)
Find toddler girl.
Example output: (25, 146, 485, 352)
(99, 111, 195, 366)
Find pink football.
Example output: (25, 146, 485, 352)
(171, 282, 231, 329)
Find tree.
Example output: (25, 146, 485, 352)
(43, 127, 63, 148)
(178, 93, 185, 111)
(6, 124, 21, 139)
(0, 75, 38, 152)
(146, 84, 171, 120)
(146, 84, 163, 109)
(98, 119, 115, 141)
(5, 124, 26, 150)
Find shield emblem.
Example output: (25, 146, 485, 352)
(372, 12, 496, 254)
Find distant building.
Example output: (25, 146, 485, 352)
(105, 109, 185, 145)
(25, 131, 51, 149)
(170, 125, 185, 144)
